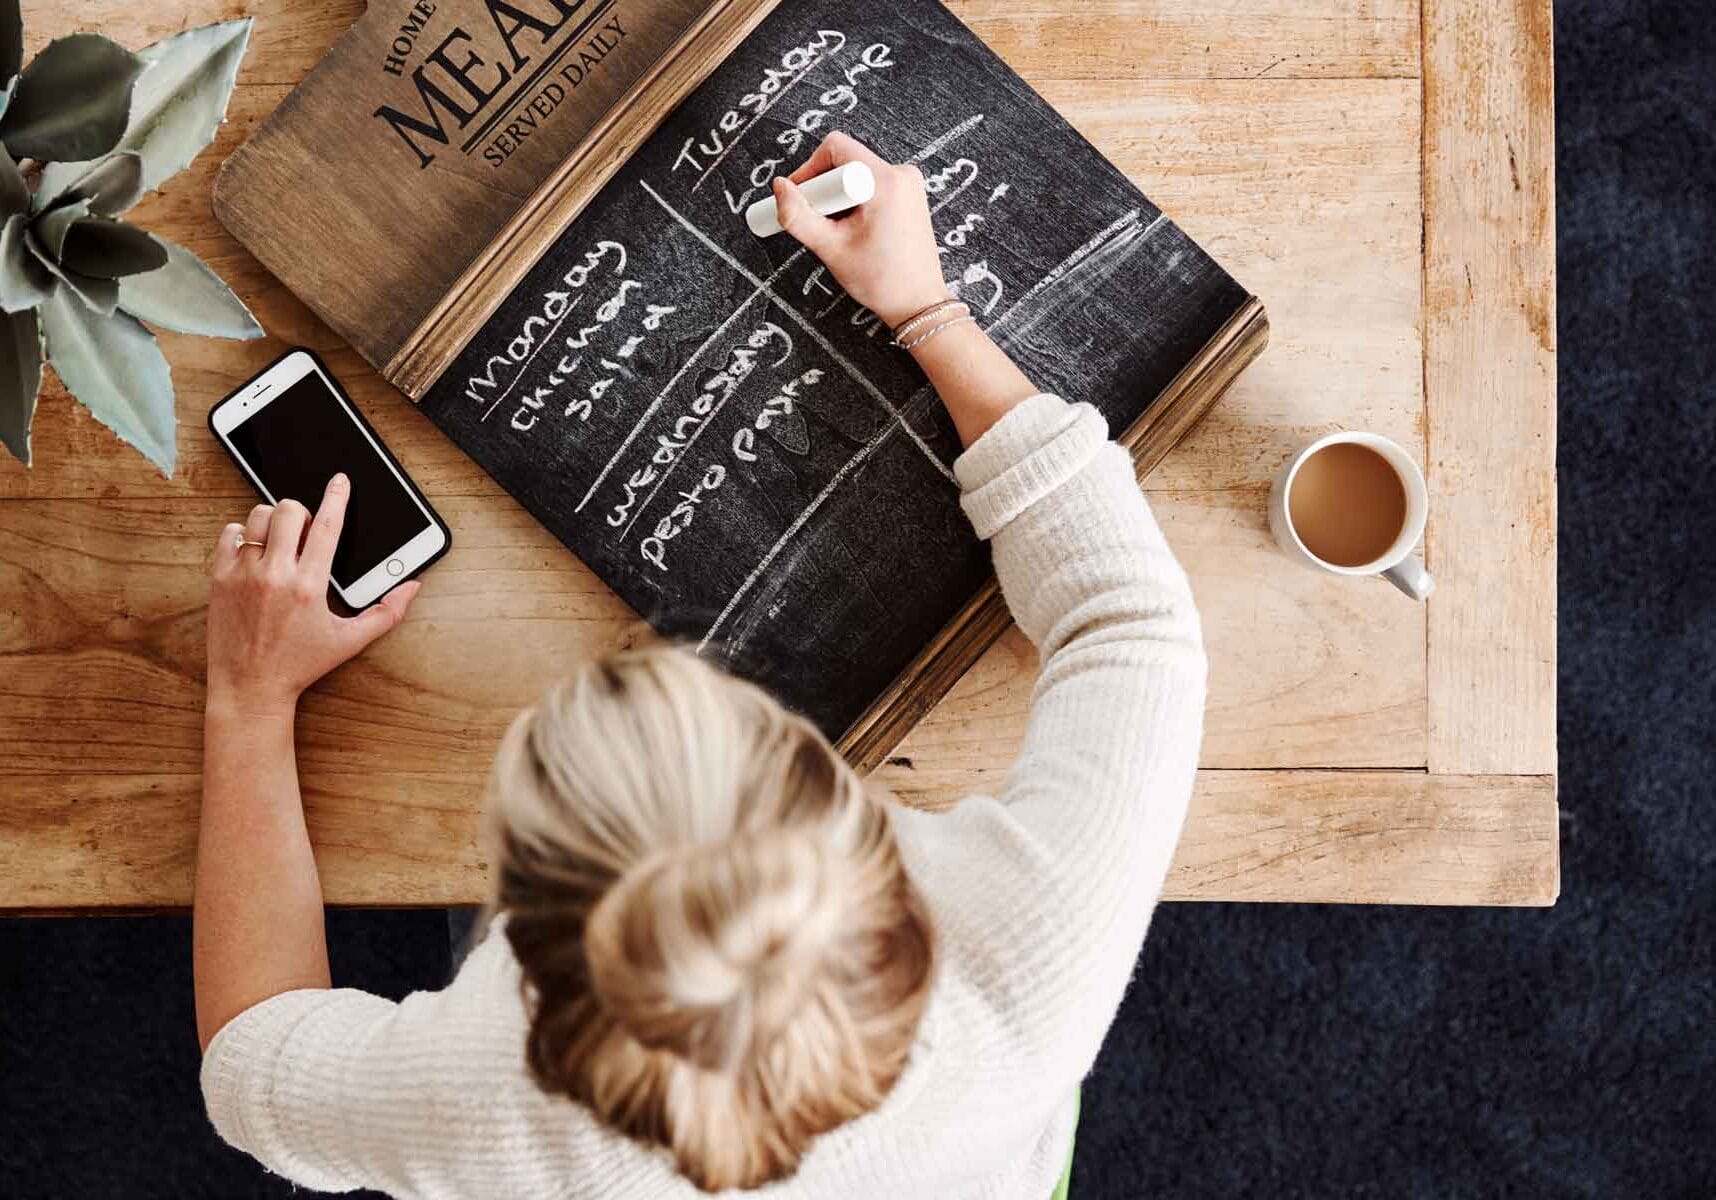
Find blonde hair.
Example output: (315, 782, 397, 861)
(486, 647, 935, 1192)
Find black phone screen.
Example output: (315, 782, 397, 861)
(227, 370, 430, 589)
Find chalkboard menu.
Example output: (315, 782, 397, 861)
(416, 0, 1262, 756)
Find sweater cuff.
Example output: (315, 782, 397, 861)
(200, 989, 343, 1156)
(953, 394, 1109, 540)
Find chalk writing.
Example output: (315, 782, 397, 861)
(608, 322, 792, 532)
(638, 463, 728, 573)
(770, 43, 897, 159)
(466, 239, 628, 415)
(731, 367, 825, 463)
(672, 36, 896, 216)
(674, 30, 847, 190)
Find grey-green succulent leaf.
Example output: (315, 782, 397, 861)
(24, 226, 118, 315)
(36, 20, 251, 206)
(0, 212, 51, 312)
(0, 302, 40, 465)
(117, 234, 261, 340)
(0, 34, 144, 162)
(59, 217, 167, 279)
(33, 196, 87, 258)
(40, 289, 175, 476)
(0, 0, 20, 88)
(42, 152, 145, 217)
(0, 142, 25, 217)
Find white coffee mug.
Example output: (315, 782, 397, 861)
(1268, 432, 1434, 601)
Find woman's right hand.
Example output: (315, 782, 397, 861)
(772, 132, 951, 329)
(206, 474, 419, 718)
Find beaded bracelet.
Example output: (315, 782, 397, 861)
(890, 299, 968, 345)
(897, 314, 977, 352)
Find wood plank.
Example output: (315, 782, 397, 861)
(0, 79, 1420, 499)
(949, 0, 1420, 81)
(1165, 773, 1556, 905)
(28, 0, 1417, 89)
(0, 483, 1419, 775)
(1043, 78, 1425, 494)
(0, 773, 488, 911)
(881, 768, 1558, 906)
(0, 770, 1558, 911)
(0, 494, 635, 779)
(1422, 0, 1557, 775)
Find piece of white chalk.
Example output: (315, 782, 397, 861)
(746, 162, 876, 238)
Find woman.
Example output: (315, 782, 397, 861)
(197, 132, 1206, 1198)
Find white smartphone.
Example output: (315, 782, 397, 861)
(209, 349, 450, 609)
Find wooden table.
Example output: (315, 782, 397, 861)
(0, 0, 1557, 909)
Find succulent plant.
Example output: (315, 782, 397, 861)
(0, 1, 261, 475)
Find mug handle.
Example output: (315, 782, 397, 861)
(1383, 555, 1435, 602)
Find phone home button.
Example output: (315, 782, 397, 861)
(386, 558, 405, 577)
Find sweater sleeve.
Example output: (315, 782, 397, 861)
(910, 393, 1206, 1078)
(199, 924, 545, 1196)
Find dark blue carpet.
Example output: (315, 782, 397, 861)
(3, 0, 1711, 1195)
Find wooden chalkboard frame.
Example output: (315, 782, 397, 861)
(376, 0, 1270, 770)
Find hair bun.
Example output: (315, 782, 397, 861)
(583, 830, 844, 1072)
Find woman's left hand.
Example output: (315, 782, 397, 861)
(207, 473, 419, 717)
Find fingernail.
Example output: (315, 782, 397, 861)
(330, 472, 349, 490)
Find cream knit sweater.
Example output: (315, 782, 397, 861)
(202, 393, 1207, 1199)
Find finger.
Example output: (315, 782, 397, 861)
(793, 131, 890, 182)
(301, 473, 350, 580)
(339, 580, 420, 653)
(892, 161, 928, 200)
(773, 178, 840, 255)
(265, 499, 310, 567)
(787, 136, 840, 184)
(212, 522, 245, 577)
(243, 503, 274, 545)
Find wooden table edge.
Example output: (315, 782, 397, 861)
(0, 769, 1559, 913)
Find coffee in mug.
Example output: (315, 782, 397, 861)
(1268, 433, 1433, 601)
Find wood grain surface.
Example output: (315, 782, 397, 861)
(34, 0, 1419, 85)
(0, 0, 1559, 908)
(0, 771, 1557, 911)
(1423, 0, 1558, 776)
